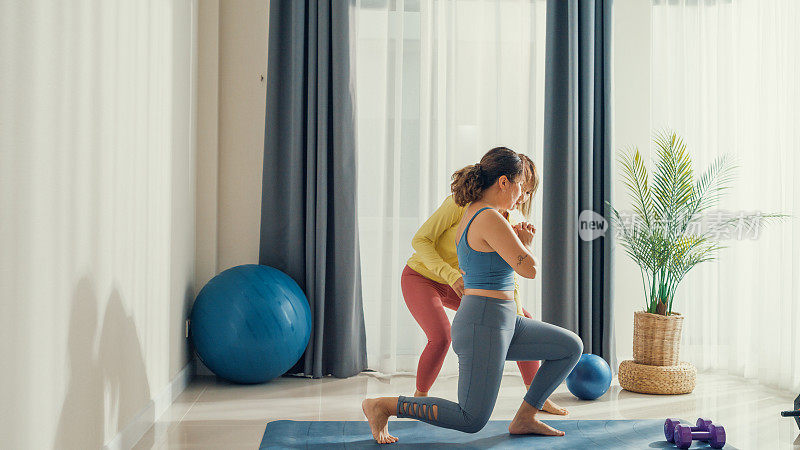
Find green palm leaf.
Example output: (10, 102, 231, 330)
(608, 130, 788, 315)
(618, 146, 654, 229)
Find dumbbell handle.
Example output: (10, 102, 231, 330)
(781, 410, 800, 417)
(677, 431, 717, 450)
(668, 426, 706, 443)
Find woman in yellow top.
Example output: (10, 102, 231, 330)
(401, 150, 566, 415)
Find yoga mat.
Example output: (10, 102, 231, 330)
(260, 419, 738, 449)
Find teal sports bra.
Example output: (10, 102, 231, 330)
(456, 207, 515, 291)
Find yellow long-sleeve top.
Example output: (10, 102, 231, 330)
(406, 195, 525, 316)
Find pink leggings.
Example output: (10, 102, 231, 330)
(401, 265, 540, 392)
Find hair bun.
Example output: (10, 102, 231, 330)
(451, 147, 521, 206)
(472, 163, 484, 187)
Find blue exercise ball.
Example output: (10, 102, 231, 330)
(566, 354, 612, 400)
(190, 264, 312, 384)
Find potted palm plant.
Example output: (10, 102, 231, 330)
(608, 130, 783, 393)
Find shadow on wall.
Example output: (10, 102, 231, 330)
(54, 278, 153, 449)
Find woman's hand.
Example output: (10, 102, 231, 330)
(513, 222, 536, 235)
(513, 222, 536, 248)
(475, 209, 538, 279)
(451, 277, 465, 298)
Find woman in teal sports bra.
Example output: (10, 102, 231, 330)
(362, 147, 583, 443)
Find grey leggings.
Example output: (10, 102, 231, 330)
(396, 295, 583, 433)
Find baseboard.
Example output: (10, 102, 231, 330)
(104, 362, 194, 450)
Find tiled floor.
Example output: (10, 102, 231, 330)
(135, 371, 800, 449)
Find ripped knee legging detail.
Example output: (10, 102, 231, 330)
(396, 295, 583, 433)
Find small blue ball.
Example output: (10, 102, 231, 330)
(566, 354, 612, 400)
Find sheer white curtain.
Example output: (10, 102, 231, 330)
(353, 0, 546, 376)
(651, 0, 800, 392)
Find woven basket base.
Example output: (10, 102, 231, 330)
(618, 360, 696, 395)
(632, 311, 684, 366)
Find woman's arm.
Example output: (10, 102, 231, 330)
(475, 210, 538, 279)
(410, 196, 464, 286)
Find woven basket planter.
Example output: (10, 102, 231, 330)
(618, 360, 696, 394)
(633, 311, 684, 366)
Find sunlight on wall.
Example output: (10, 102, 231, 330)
(0, 0, 197, 448)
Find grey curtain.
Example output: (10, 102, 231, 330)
(542, 0, 616, 368)
(260, 0, 367, 378)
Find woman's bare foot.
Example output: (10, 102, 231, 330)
(414, 390, 428, 397)
(541, 398, 569, 415)
(523, 385, 568, 415)
(362, 398, 398, 444)
(508, 400, 565, 436)
(509, 416, 566, 436)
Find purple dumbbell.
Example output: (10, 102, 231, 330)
(675, 423, 726, 449)
(664, 418, 713, 443)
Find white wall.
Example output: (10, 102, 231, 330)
(0, 0, 197, 448)
(195, 0, 268, 294)
(612, 0, 652, 363)
(217, 0, 269, 273)
(196, 0, 221, 293)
